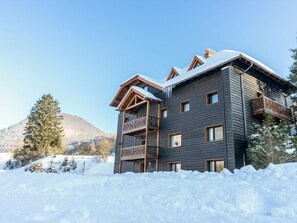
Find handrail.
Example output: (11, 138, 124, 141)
(252, 96, 291, 120)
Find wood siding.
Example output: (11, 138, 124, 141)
(114, 61, 292, 173)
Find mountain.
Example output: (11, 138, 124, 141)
(0, 113, 110, 152)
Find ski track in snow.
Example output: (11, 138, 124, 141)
(0, 154, 297, 223)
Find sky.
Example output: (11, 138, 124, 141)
(0, 1, 297, 133)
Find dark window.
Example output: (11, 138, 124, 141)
(161, 109, 168, 118)
(143, 85, 149, 91)
(169, 163, 182, 172)
(207, 160, 224, 172)
(169, 134, 182, 147)
(171, 72, 178, 78)
(181, 101, 190, 112)
(206, 126, 223, 141)
(257, 92, 263, 97)
(193, 61, 200, 69)
(207, 91, 218, 104)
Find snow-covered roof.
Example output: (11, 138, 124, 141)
(131, 86, 162, 102)
(162, 50, 288, 89)
(111, 49, 290, 107)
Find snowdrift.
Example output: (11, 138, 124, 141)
(0, 156, 297, 222)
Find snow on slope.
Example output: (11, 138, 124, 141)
(1, 162, 297, 223)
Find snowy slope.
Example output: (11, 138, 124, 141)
(0, 162, 297, 223)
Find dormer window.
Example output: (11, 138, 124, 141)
(171, 72, 178, 78)
(187, 55, 204, 71)
(193, 61, 200, 69)
(143, 85, 149, 91)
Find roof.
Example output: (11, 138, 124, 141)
(162, 50, 289, 89)
(117, 86, 162, 111)
(111, 49, 291, 107)
(130, 86, 162, 102)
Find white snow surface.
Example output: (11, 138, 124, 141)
(125, 50, 288, 91)
(1, 153, 297, 223)
(131, 86, 163, 102)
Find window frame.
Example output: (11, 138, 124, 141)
(206, 90, 219, 105)
(205, 124, 224, 142)
(161, 108, 168, 118)
(180, 100, 190, 113)
(168, 133, 182, 148)
(205, 159, 225, 172)
(168, 162, 182, 172)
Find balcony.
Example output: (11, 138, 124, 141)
(252, 96, 291, 121)
(121, 145, 158, 161)
(123, 116, 159, 135)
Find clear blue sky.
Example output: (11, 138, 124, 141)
(0, 1, 296, 133)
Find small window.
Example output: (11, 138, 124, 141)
(161, 109, 168, 118)
(169, 133, 181, 147)
(169, 163, 182, 172)
(207, 91, 218, 104)
(206, 126, 223, 141)
(171, 72, 178, 79)
(257, 92, 263, 97)
(193, 61, 200, 69)
(207, 160, 224, 172)
(181, 101, 190, 112)
(143, 85, 149, 91)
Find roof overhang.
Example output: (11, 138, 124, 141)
(110, 74, 162, 107)
(117, 86, 162, 111)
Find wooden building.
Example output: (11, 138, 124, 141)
(110, 49, 292, 173)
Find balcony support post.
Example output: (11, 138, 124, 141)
(119, 110, 126, 174)
(156, 103, 160, 172)
(144, 100, 150, 172)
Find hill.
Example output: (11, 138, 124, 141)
(0, 113, 111, 152)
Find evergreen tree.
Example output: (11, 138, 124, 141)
(14, 94, 63, 164)
(246, 115, 296, 169)
(288, 47, 297, 125)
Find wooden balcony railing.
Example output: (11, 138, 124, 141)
(121, 145, 158, 161)
(123, 116, 158, 134)
(252, 96, 291, 121)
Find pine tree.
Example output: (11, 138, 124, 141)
(14, 94, 63, 164)
(246, 115, 296, 169)
(288, 48, 297, 85)
(288, 47, 297, 125)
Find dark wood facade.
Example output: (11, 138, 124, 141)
(111, 55, 292, 173)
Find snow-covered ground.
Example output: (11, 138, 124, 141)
(0, 153, 297, 223)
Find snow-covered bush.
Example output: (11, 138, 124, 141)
(247, 115, 297, 169)
(26, 162, 43, 173)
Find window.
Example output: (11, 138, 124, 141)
(257, 92, 263, 97)
(206, 126, 223, 141)
(169, 133, 182, 147)
(207, 91, 218, 104)
(143, 85, 149, 91)
(171, 72, 178, 78)
(181, 101, 190, 112)
(169, 163, 182, 172)
(207, 160, 224, 172)
(193, 61, 200, 69)
(161, 109, 168, 118)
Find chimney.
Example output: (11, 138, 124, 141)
(204, 48, 216, 59)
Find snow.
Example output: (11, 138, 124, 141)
(162, 50, 287, 90)
(130, 86, 162, 102)
(1, 152, 297, 223)
(122, 50, 288, 95)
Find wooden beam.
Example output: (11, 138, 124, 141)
(126, 100, 147, 111)
(156, 103, 160, 172)
(119, 110, 126, 173)
(144, 100, 150, 172)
